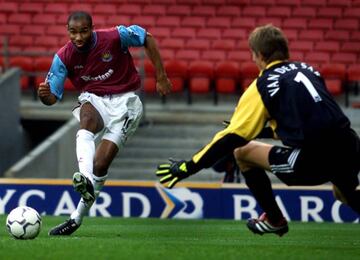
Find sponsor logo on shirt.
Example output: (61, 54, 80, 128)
(102, 51, 113, 62)
(81, 69, 114, 82)
(74, 65, 84, 70)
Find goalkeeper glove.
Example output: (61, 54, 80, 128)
(156, 159, 192, 188)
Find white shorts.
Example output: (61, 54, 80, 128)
(72, 92, 143, 148)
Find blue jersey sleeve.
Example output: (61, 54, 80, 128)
(117, 25, 147, 50)
(46, 54, 67, 100)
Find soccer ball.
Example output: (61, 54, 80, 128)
(6, 206, 42, 239)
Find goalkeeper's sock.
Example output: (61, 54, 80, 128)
(70, 174, 107, 225)
(242, 168, 284, 223)
(76, 129, 95, 184)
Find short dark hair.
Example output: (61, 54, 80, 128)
(248, 24, 289, 63)
(67, 11, 93, 27)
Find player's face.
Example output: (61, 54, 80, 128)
(67, 18, 93, 48)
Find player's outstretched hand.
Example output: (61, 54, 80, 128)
(156, 75, 172, 96)
(156, 158, 191, 188)
(37, 82, 51, 99)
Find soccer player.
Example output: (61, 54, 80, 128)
(156, 24, 360, 236)
(38, 11, 171, 235)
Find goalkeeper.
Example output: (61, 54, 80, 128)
(156, 24, 360, 236)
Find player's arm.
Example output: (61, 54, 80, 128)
(157, 81, 270, 188)
(117, 25, 171, 96)
(38, 54, 67, 106)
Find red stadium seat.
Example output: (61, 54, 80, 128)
(106, 15, 130, 27)
(32, 14, 57, 25)
(331, 53, 357, 65)
(157, 16, 181, 27)
(222, 28, 247, 40)
(188, 60, 214, 94)
(142, 5, 166, 16)
(186, 39, 210, 50)
(275, 0, 300, 6)
(201, 50, 226, 62)
(242, 6, 266, 17)
(159, 49, 175, 61)
(228, 50, 251, 62)
(308, 19, 333, 29)
(327, 0, 351, 6)
(34, 56, 52, 86)
(301, 0, 327, 6)
(291, 7, 316, 18)
(347, 64, 360, 83)
(181, 17, 206, 28)
(192, 6, 216, 17)
(207, 17, 231, 28)
(8, 14, 32, 25)
(167, 5, 191, 16)
(251, 0, 275, 5)
(215, 61, 239, 94)
(175, 49, 201, 61)
(334, 19, 359, 31)
(217, 6, 241, 17)
(266, 7, 291, 17)
(212, 39, 236, 51)
(282, 18, 307, 29)
(239, 62, 259, 90)
(290, 51, 304, 61)
(19, 3, 44, 13)
(21, 25, 45, 36)
(290, 41, 313, 52)
(9, 35, 34, 48)
(197, 28, 221, 40)
(325, 30, 350, 41)
(343, 7, 360, 18)
(68, 3, 92, 13)
(304, 52, 330, 69)
(44, 3, 68, 14)
(317, 7, 342, 18)
(148, 27, 171, 40)
(117, 4, 141, 16)
(93, 3, 117, 15)
(143, 59, 156, 93)
(0, 2, 18, 13)
(299, 30, 324, 41)
(341, 42, 360, 53)
(172, 28, 196, 40)
(9, 57, 34, 89)
(314, 41, 340, 53)
(257, 17, 282, 27)
(160, 38, 184, 50)
(131, 16, 156, 27)
(232, 17, 256, 29)
(164, 60, 187, 92)
(321, 63, 346, 96)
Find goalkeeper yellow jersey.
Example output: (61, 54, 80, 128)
(191, 60, 350, 168)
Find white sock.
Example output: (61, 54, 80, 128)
(76, 129, 95, 184)
(71, 174, 108, 225)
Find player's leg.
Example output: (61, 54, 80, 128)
(49, 102, 104, 236)
(70, 139, 119, 225)
(234, 141, 288, 236)
(73, 102, 105, 204)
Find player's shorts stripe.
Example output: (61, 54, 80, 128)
(287, 149, 300, 168)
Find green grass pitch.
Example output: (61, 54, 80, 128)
(1, 216, 359, 260)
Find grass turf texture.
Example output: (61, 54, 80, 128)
(0, 216, 359, 260)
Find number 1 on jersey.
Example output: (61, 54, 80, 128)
(294, 72, 322, 102)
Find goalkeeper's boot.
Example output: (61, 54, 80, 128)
(247, 212, 289, 237)
(48, 219, 80, 236)
(73, 172, 95, 206)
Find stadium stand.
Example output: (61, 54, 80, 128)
(0, 0, 359, 100)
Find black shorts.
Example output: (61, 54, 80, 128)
(269, 129, 360, 189)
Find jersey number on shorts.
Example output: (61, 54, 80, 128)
(294, 72, 322, 103)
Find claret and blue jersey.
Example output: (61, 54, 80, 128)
(46, 25, 147, 100)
